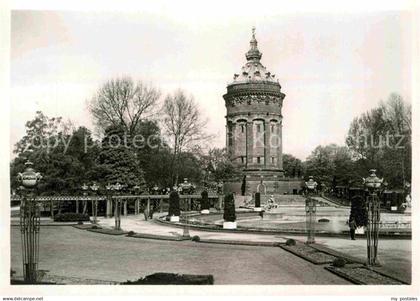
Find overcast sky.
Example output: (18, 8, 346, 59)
(10, 9, 412, 160)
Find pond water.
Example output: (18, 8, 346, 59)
(235, 206, 411, 233)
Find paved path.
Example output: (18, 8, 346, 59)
(10, 226, 350, 284)
(10, 214, 411, 283)
(98, 215, 288, 243)
(97, 215, 412, 282)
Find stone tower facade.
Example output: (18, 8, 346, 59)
(223, 29, 301, 194)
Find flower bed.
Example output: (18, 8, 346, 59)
(281, 244, 337, 264)
(325, 265, 404, 285)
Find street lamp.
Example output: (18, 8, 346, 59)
(81, 183, 89, 214)
(90, 182, 99, 224)
(305, 176, 318, 244)
(17, 160, 42, 283)
(114, 182, 122, 230)
(363, 169, 383, 267)
(217, 181, 224, 211)
(105, 183, 113, 218)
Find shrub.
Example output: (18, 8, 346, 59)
(318, 218, 330, 223)
(191, 235, 200, 242)
(54, 213, 90, 222)
(255, 192, 261, 208)
(241, 176, 246, 196)
(223, 193, 236, 222)
(200, 190, 210, 211)
(350, 195, 368, 227)
(91, 225, 100, 229)
(127, 231, 136, 236)
(332, 257, 347, 268)
(77, 221, 84, 225)
(168, 191, 181, 217)
(286, 239, 296, 246)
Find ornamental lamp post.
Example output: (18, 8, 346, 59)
(363, 169, 383, 267)
(81, 183, 89, 214)
(217, 181, 224, 211)
(305, 176, 318, 244)
(114, 182, 122, 230)
(90, 182, 99, 224)
(133, 185, 140, 215)
(105, 183, 114, 218)
(17, 160, 42, 283)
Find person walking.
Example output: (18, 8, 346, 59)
(349, 218, 357, 240)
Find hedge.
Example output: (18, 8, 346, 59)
(200, 190, 210, 211)
(168, 190, 181, 217)
(54, 213, 90, 222)
(223, 193, 236, 222)
(350, 195, 368, 228)
(286, 238, 296, 246)
(332, 257, 347, 268)
(255, 192, 261, 208)
(121, 273, 214, 285)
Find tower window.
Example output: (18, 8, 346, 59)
(271, 124, 275, 133)
(257, 157, 261, 164)
(241, 124, 245, 133)
(256, 124, 261, 132)
(241, 156, 246, 164)
(271, 157, 275, 164)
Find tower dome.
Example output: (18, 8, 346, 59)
(230, 27, 278, 84)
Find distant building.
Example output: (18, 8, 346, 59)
(223, 28, 302, 195)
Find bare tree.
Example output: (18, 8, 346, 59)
(162, 90, 210, 185)
(88, 77, 161, 135)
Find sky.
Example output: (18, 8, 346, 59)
(10, 8, 412, 160)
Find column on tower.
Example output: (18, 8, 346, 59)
(277, 120, 283, 169)
(231, 122, 237, 161)
(226, 121, 233, 158)
(265, 118, 271, 168)
(246, 121, 253, 166)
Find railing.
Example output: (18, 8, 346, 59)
(10, 194, 220, 202)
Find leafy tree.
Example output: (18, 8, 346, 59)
(13, 111, 64, 156)
(346, 93, 411, 188)
(283, 154, 303, 178)
(93, 124, 145, 188)
(302, 143, 361, 192)
(132, 120, 170, 187)
(177, 151, 203, 185)
(11, 111, 100, 195)
(200, 148, 240, 183)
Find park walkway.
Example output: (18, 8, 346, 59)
(97, 214, 411, 283)
(10, 226, 350, 284)
(97, 215, 289, 243)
